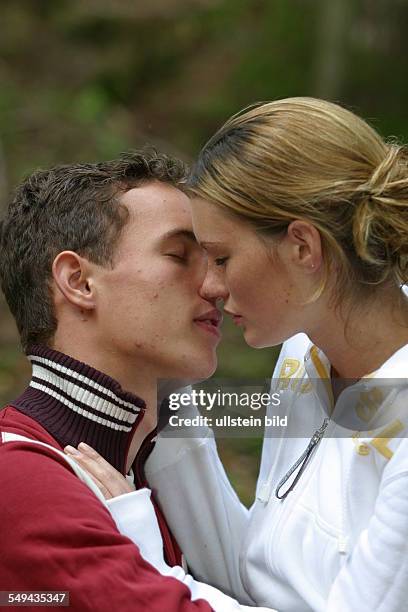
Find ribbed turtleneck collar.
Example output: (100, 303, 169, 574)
(11, 345, 146, 474)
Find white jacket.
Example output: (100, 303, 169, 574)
(146, 335, 408, 612)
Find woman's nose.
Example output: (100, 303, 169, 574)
(198, 268, 229, 302)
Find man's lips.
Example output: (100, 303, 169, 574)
(194, 309, 223, 338)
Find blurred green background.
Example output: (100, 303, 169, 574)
(1, 0, 408, 505)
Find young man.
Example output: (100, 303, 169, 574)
(0, 152, 269, 611)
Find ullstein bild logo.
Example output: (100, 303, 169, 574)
(168, 412, 288, 428)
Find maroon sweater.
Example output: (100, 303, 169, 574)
(0, 345, 212, 611)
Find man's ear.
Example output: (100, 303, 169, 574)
(286, 220, 323, 272)
(52, 251, 96, 310)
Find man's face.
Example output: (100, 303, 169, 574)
(92, 181, 222, 380)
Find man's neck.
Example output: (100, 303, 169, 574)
(39, 341, 160, 471)
(52, 341, 155, 396)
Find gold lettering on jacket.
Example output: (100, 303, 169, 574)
(370, 420, 405, 460)
(277, 359, 312, 393)
(355, 388, 384, 422)
(352, 419, 405, 459)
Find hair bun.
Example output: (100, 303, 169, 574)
(365, 145, 402, 196)
(353, 144, 408, 284)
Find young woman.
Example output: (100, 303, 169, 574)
(69, 98, 408, 611)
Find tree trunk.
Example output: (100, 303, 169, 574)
(314, 0, 352, 100)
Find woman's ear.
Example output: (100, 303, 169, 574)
(52, 251, 96, 310)
(286, 220, 323, 273)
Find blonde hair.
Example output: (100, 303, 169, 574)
(188, 97, 408, 301)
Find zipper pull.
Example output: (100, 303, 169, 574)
(312, 418, 330, 443)
(275, 418, 329, 500)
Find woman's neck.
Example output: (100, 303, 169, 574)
(308, 289, 408, 380)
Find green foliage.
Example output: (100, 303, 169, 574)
(1, 0, 408, 500)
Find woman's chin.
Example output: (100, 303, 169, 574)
(243, 328, 281, 349)
(243, 329, 266, 348)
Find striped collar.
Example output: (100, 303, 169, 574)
(11, 345, 145, 473)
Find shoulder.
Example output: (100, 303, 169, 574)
(356, 386, 408, 482)
(0, 437, 112, 524)
(380, 397, 408, 482)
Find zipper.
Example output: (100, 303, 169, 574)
(248, 407, 329, 582)
(240, 388, 298, 595)
(133, 428, 157, 489)
(265, 436, 326, 578)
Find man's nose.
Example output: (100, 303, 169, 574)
(198, 268, 229, 302)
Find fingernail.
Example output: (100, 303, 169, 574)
(65, 445, 81, 456)
(78, 442, 92, 452)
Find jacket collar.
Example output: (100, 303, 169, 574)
(11, 345, 146, 474)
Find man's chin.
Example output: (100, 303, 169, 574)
(174, 354, 218, 381)
(186, 362, 217, 381)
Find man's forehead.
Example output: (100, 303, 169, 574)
(120, 183, 194, 236)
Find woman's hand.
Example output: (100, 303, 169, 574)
(64, 442, 134, 500)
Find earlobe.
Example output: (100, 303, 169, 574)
(52, 251, 96, 310)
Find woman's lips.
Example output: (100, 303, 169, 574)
(232, 315, 244, 326)
(224, 308, 244, 327)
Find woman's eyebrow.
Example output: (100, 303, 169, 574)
(200, 241, 223, 248)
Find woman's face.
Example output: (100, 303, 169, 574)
(192, 197, 320, 348)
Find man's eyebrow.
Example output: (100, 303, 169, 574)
(159, 229, 198, 243)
